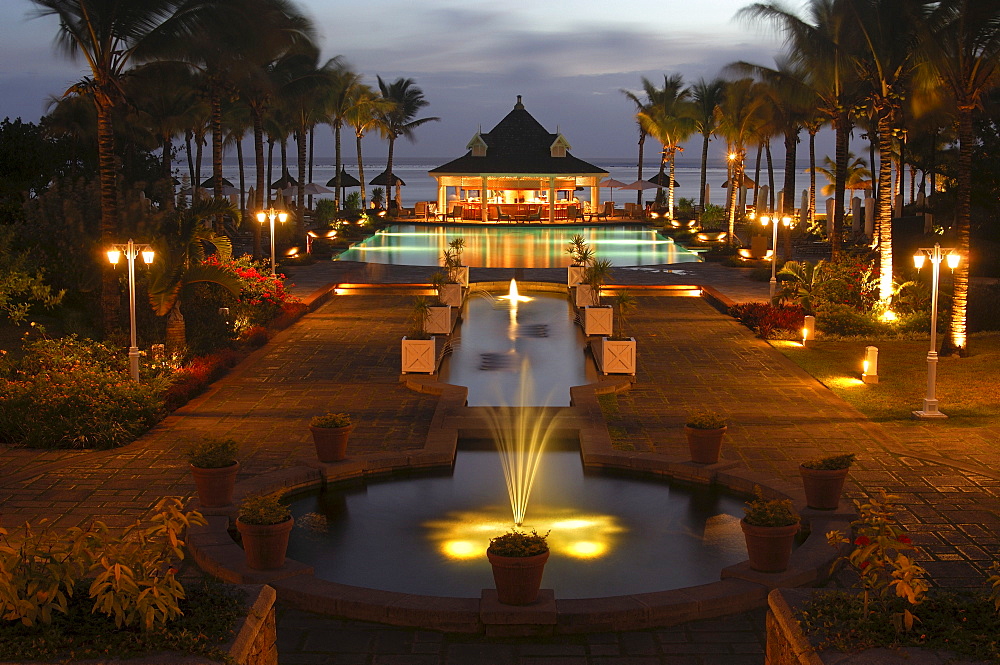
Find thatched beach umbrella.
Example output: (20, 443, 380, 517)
(646, 173, 680, 187)
(270, 169, 298, 190)
(327, 168, 361, 188)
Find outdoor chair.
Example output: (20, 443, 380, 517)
(490, 205, 512, 223)
(414, 201, 428, 220)
(596, 201, 614, 222)
(446, 204, 463, 222)
(525, 206, 543, 223)
(566, 205, 580, 222)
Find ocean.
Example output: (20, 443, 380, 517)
(219, 156, 817, 211)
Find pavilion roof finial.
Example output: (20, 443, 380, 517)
(515, 95, 524, 110)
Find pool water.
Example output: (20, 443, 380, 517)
(286, 447, 748, 599)
(337, 224, 702, 268)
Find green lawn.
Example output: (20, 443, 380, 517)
(772, 333, 1000, 428)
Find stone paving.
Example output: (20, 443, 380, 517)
(1, 258, 999, 664)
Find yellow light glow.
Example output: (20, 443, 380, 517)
(728, 153, 736, 161)
(566, 541, 605, 558)
(881, 310, 898, 322)
(947, 253, 960, 270)
(829, 376, 866, 389)
(256, 211, 266, 223)
(443, 541, 480, 559)
(863, 360, 869, 374)
(551, 519, 593, 530)
(107, 249, 121, 265)
(759, 215, 770, 226)
(278, 212, 288, 223)
(141, 250, 154, 264)
(913, 253, 925, 270)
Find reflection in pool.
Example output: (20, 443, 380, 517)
(337, 224, 702, 267)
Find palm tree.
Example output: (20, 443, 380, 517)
(850, 0, 928, 303)
(716, 78, 768, 241)
(620, 80, 656, 208)
(921, 0, 1000, 356)
(635, 74, 695, 220)
(322, 59, 361, 211)
(376, 76, 439, 208)
(690, 78, 727, 209)
(28, 0, 222, 334)
(345, 85, 390, 206)
(809, 152, 872, 195)
(148, 199, 242, 350)
(739, 0, 862, 259)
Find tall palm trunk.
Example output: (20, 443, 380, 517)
(699, 132, 710, 208)
(808, 129, 817, 224)
(356, 131, 366, 204)
(308, 128, 314, 211)
(753, 143, 763, 210)
(334, 121, 343, 209)
(211, 92, 223, 204)
(185, 130, 196, 200)
(832, 109, 851, 260)
(782, 129, 797, 258)
(386, 136, 397, 207)
(765, 142, 774, 210)
(637, 128, 646, 208)
(161, 136, 174, 212)
(97, 102, 120, 336)
(876, 111, 895, 303)
(194, 127, 205, 199)
(941, 110, 972, 357)
(236, 137, 246, 214)
(252, 111, 265, 258)
(667, 150, 677, 220)
(296, 126, 307, 233)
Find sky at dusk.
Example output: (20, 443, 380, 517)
(0, 0, 817, 162)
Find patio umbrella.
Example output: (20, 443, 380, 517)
(619, 179, 659, 191)
(200, 175, 235, 189)
(599, 177, 626, 202)
(721, 174, 756, 189)
(270, 169, 298, 190)
(326, 168, 361, 188)
(369, 170, 405, 187)
(285, 182, 333, 196)
(646, 173, 680, 187)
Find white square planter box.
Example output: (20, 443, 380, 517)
(583, 306, 613, 337)
(439, 283, 464, 307)
(575, 284, 598, 308)
(451, 266, 469, 287)
(567, 265, 587, 286)
(401, 336, 436, 373)
(593, 337, 636, 375)
(425, 306, 452, 335)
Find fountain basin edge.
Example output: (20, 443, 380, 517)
(188, 375, 852, 635)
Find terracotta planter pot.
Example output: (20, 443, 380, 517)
(487, 550, 549, 605)
(310, 425, 352, 462)
(237, 517, 294, 570)
(685, 426, 727, 464)
(799, 465, 850, 510)
(189, 462, 239, 508)
(741, 520, 800, 573)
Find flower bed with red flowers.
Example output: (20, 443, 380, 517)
(729, 302, 806, 339)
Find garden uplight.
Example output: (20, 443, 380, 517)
(862, 346, 878, 384)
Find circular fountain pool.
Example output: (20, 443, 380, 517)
(286, 446, 748, 599)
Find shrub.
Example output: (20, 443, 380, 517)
(488, 530, 549, 557)
(803, 453, 855, 470)
(161, 352, 232, 413)
(238, 493, 291, 526)
(815, 302, 882, 337)
(743, 488, 799, 527)
(186, 437, 238, 468)
(201, 255, 300, 330)
(310, 412, 351, 428)
(314, 199, 338, 224)
(729, 302, 806, 339)
(686, 410, 727, 429)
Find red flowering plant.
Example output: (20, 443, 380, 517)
(202, 255, 299, 329)
(826, 492, 929, 631)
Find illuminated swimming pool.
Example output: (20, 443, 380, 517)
(336, 224, 702, 268)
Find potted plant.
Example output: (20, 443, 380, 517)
(800, 453, 855, 510)
(425, 270, 454, 334)
(580, 259, 614, 338)
(401, 296, 436, 373)
(566, 234, 593, 286)
(186, 437, 239, 508)
(309, 412, 353, 462)
(685, 410, 727, 464)
(236, 492, 293, 570)
(487, 529, 550, 606)
(448, 237, 469, 286)
(439, 250, 465, 306)
(741, 487, 800, 573)
(593, 290, 637, 375)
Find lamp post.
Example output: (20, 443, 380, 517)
(256, 205, 288, 276)
(912, 243, 959, 419)
(107, 239, 154, 381)
(760, 214, 793, 300)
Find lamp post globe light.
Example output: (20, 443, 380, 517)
(760, 214, 793, 301)
(912, 243, 960, 419)
(256, 205, 288, 276)
(107, 239, 154, 381)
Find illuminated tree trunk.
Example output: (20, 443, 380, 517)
(252, 109, 265, 258)
(698, 131, 709, 209)
(96, 101, 120, 337)
(832, 108, 851, 260)
(876, 110, 895, 303)
(941, 110, 972, 357)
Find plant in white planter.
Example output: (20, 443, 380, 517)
(448, 237, 469, 286)
(593, 291, 637, 375)
(581, 259, 614, 335)
(566, 234, 593, 286)
(439, 250, 465, 306)
(426, 271, 453, 334)
(401, 296, 437, 373)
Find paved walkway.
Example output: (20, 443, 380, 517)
(1, 259, 999, 664)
